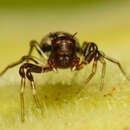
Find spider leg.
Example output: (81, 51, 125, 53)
(27, 40, 48, 60)
(19, 63, 52, 122)
(76, 59, 97, 94)
(99, 57, 106, 90)
(100, 51, 130, 81)
(0, 56, 42, 76)
(74, 42, 99, 94)
(20, 77, 25, 122)
(85, 59, 97, 84)
(30, 81, 41, 110)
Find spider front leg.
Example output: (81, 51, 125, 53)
(85, 59, 97, 85)
(99, 57, 106, 90)
(75, 42, 100, 93)
(75, 59, 98, 94)
(82, 42, 99, 79)
(0, 56, 41, 76)
(19, 63, 52, 122)
(20, 77, 25, 122)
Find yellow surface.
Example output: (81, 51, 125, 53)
(0, 3, 130, 130)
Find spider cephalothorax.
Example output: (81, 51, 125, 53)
(0, 31, 129, 122)
(51, 35, 77, 68)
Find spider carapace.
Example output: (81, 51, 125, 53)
(44, 32, 79, 68)
(0, 31, 129, 122)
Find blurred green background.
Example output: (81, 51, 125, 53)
(0, 0, 130, 130)
(0, 0, 130, 66)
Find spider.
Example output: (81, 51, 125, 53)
(0, 31, 129, 122)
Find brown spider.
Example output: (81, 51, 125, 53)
(0, 31, 129, 121)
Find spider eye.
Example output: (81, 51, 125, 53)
(68, 38, 75, 44)
(67, 40, 72, 43)
(56, 40, 61, 44)
(65, 56, 69, 61)
(59, 56, 64, 61)
(59, 56, 70, 61)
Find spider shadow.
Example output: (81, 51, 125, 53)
(37, 82, 83, 108)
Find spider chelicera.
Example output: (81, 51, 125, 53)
(0, 31, 129, 121)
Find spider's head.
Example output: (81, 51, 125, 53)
(51, 35, 76, 68)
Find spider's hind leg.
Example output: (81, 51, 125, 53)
(27, 40, 48, 61)
(100, 51, 130, 81)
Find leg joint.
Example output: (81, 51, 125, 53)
(26, 69, 34, 81)
(30, 40, 37, 47)
(92, 71, 96, 75)
(19, 66, 25, 78)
